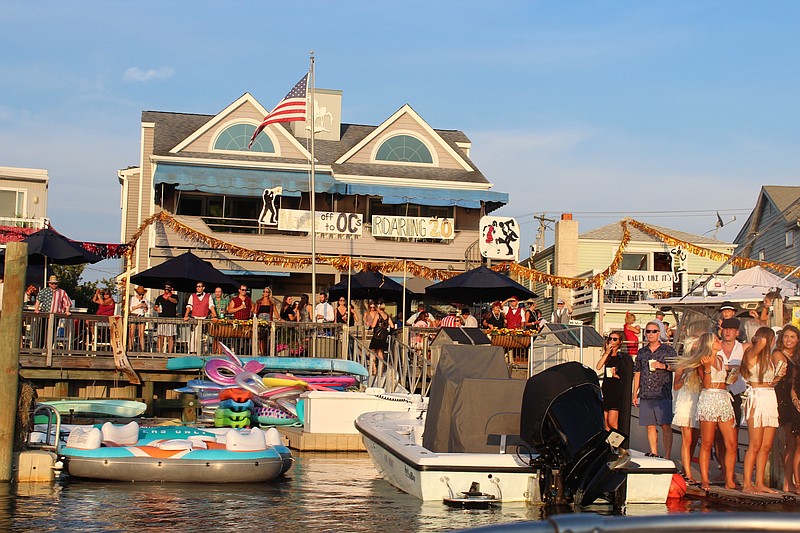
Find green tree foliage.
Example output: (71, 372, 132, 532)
(51, 265, 118, 312)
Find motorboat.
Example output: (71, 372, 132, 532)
(59, 422, 292, 482)
(356, 345, 676, 506)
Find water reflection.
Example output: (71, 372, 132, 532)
(4, 452, 791, 532)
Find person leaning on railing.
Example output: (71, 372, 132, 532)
(227, 285, 253, 320)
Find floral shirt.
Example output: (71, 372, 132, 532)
(634, 342, 676, 400)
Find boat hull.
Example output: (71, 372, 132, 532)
(64, 454, 283, 483)
(356, 411, 538, 502)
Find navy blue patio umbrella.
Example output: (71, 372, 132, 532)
(130, 251, 239, 293)
(424, 265, 537, 304)
(327, 270, 414, 303)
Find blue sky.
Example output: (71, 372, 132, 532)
(1, 1, 799, 280)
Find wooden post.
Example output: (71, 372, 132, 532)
(0, 242, 28, 481)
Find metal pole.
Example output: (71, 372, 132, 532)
(0, 242, 28, 481)
(309, 52, 317, 357)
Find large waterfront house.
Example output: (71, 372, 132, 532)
(734, 185, 800, 283)
(524, 215, 737, 335)
(119, 89, 508, 298)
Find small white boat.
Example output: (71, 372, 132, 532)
(59, 422, 292, 483)
(356, 346, 676, 507)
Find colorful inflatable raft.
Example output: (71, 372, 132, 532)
(60, 422, 292, 482)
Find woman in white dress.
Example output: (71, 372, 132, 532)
(671, 333, 709, 484)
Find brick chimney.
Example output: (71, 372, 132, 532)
(554, 214, 578, 305)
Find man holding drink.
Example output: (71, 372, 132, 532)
(633, 320, 677, 458)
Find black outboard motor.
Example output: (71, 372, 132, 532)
(520, 362, 628, 506)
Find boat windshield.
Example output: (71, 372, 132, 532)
(673, 307, 717, 357)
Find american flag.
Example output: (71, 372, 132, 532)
(249, 73, 309, 148)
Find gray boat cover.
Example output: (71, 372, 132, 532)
(422, 345, 522, 453)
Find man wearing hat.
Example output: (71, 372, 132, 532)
(654, 310, 669, 343)
(440, 307, 460, 327)
(460, 307, 478, 328)
(503, 296, 524, 329)
(717, 301, 746, 342)
(550, 298, 572, 324)
(34, 275, 72, 315)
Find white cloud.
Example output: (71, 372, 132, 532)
(123, 66, 175, 83)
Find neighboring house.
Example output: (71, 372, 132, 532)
(524, 215, 736, 334)
(0, 166, 49, 230)
(119, 89, 507, 295)
(734, 185, 800, 282)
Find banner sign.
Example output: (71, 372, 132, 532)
(278, 209, 363, 237)
(604, 270, 677, 291)
(371, 215, 455, 241)
(479, 216, 520, 260)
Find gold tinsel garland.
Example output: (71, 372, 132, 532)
(628, 218, 800, 276)
(122, 212, 797, 289)
(124, 212, 460, 281)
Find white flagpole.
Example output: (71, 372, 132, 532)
(309, 54, 316, 314)
(309, 53, 317, 356)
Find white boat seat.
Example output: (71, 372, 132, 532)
(156, 439, 193, 451)
(101, 421, 140, 446)
(225, 428, 268, 451)
(66, 427, 102, 450)
(263, 427, 283, 447)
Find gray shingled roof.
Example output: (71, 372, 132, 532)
(764, 185, 800, 222)
(141, 109, 489, 185)
(580, 221, 732, 246)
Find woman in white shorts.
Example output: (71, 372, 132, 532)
(672, 333, 711, 484)
(697, 335, 737, 490)
(741, 327, 785, 494)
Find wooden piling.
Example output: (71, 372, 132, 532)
(0, 242, 28, 482)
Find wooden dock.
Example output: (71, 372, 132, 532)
(277, 425, 366, 452)
(686, 484, 799, 510)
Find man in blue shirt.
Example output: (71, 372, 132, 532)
(633, 320, 676, 459)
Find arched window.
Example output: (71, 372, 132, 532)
(213, 124, 275, 153)
(375, 135, 433, 164)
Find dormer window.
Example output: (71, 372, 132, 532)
(375, 134, 433, 164)
(213, 124, 275, 153)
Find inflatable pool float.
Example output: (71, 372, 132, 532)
(39, 400, 147, 418)
(167, 356, 368, 377)
(60, 422, 292, 482)
(254, 406, 299, 426)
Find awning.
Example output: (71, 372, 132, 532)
(153, 163, 343, 197)
(344, 183, 508, 209)
(153, 163, 508, 210)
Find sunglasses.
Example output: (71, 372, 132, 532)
(607, 337, 621, 341)
(239, 288, 248, 291)
(645, 329, 660, 334)
(369, 306, 376, 309)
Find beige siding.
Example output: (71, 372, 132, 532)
(344, 114, 465, 169)
(180, 101, 308, 161)
(0, 179, 48, 219)
(154, 215, 479, 267)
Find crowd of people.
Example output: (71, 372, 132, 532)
(600, 300, 800, 495)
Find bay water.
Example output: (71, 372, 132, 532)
(0, 451, 762, 532)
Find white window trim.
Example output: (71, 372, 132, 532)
(0, 188, 26, 218)
(208, 120, 281, 157)
(369, 130, 439, 167)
